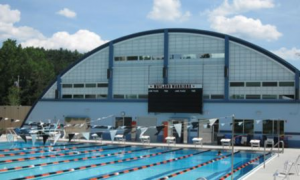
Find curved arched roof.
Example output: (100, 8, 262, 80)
(60, 28, 299, 76)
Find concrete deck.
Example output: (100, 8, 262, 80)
(0, 135, 299, 180)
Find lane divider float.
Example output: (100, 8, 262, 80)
(0, 143, 85, 153)
(0, 144, 107, 158)
(157, 151, 240, 180)
(0, 147, 156, 173)
(0, 145, 130, 164)
(88, 150, 211, 180)
(219, 152, 271, 180)
(11, 148, 183, 180)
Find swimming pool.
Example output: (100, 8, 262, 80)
(0, 142, 272, 180)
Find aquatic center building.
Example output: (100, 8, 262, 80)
(22, 28, 300, 147)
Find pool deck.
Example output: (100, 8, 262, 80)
(0, 135, 299, 180)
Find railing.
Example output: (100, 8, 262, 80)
(5, 127, 18, 142)
(263, 140, 285, 168)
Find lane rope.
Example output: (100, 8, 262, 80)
(0, 144, 107, 158)
(0, 143, 85, 153)
(157, 151, 240, 180)
(0, 145, 130, 164)
(219, 152, 271, 180)
(0, 147, 156, 173)
(87, 150, 211, 180)
(11, 148, 183, 180)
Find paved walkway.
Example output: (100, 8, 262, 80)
(0, 135, 299, 180)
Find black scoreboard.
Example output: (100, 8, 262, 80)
(148, 84, 203, 113)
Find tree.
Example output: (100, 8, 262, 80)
(7, 86, 20, 105)
(0, 39, 83, 105)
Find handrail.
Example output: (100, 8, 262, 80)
(263, 140, 285, 168)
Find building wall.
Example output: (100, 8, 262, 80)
(24, 29, 300, 146)
(26, 101, 300, 146)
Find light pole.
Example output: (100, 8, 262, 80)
(231, 114, 235, 180)
(121, 111, 125, 127)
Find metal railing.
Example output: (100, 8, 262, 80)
(263, 140, 285, 168)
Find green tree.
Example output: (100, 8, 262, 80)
(0, 39, 83, 105)
(7, 86, 20, 105)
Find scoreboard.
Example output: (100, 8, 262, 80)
(148, 84, 203, 113)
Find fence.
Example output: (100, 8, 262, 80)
(0, 106, 31, 130)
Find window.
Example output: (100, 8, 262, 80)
(263, 120, 284, 135)
(182, 54, 196, 59)
(263, 120, 273, 135)
(244, 120, 254, 134)
(85, 94, 96, 99)
(74, 84, 84, 88)
(234, 119, 243, 134)
(230, 82, 244, 87)
(246, 95, 260, 99)
(138, 94, 148, 99)
(114, 56, 126, 61)
(279, 82, 294, 87)
(97, 83, 108, 88)
(127, 56, 138, 61)
(114, 94, 124, 99)
(279, 95, 294, 100)
(73, 94, 84, 99)
(203, 94, 210, 99)
(152, 55, 164, 60)
(234, 119, 254, 135)
(62, 84, 72, 88)
(262, 82, 277, 87)
(139, 56, 152, 60)
(211, 95, 224, 99)
(86, 83, 96, 88)
(262, 95, 277, 99)
(169, 54, 182, 59)
(230, 95, 244, 99)
(97, 94, 107, 99)
(125, 94, 137, 99)
(62, 94, 72, 99)
(246, 82, 260, 87)
(200, 53, 210, 58)
(211, 53, 225, 58)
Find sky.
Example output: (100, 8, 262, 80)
(0, 0, 300, 68)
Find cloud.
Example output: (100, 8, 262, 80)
(56, 8, 76, 18)
(0, 4, 45, 41)
(272, 47, 300, 61)
(207, 0, 281, 41)
(147, 0, 190, 22)
(211, 15, 281, 41)
(210, 0, 274, 17)
(0, 4, 107, 52)
(21, 30, 108, 52)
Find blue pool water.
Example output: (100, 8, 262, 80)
(0, 142, 272, 180)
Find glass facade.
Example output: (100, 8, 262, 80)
(41, 30, 298, 102)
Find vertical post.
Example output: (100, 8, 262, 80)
(231, 114, 235, 180)
(108, 42, 114, 100)
(224, 36, 229, 101)
(163, 29, 169, 84)
(277, 120, 280, 156)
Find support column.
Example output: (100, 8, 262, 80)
(163, 29, 169, 84)
(108, 42, 114, 100)
(224, 36, 229, 101)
